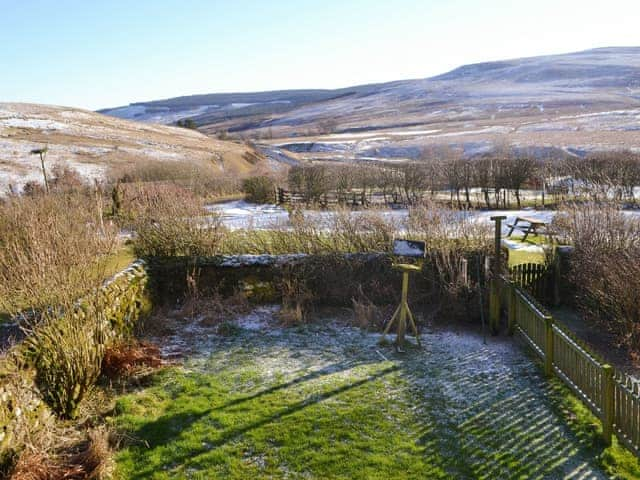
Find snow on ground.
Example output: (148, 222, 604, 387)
(387, 129, 442, 136)
(208, 200, 558, 235)
(501, 238, 547, 253)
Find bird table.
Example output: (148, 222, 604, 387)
(382, 262, 422, 350)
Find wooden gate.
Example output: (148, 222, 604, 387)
(509, 262, 553, 303)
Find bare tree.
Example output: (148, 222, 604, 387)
(503, 155, 537, 208)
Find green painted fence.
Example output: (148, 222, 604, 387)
(500, 275, 640, 455)
(509, 262, 553, 304)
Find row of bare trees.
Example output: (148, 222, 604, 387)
(286, 150, 640, 209)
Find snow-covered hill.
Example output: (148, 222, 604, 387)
(0, 103, 263, 193)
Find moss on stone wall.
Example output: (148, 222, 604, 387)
(0, 261, 151, 470)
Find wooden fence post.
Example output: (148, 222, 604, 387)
(508, 283, 516, 335)
(544, 315, 554, 377)
(490, 216, 507, 274)
(602, 365, 614, 446)
(489, 216, 506, 336)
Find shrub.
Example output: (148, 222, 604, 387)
(0, 192, 117, 315)
(352, 286, 385, 330)
(50, 164, 85, 192)
(220, 208, 397, 255)
(242, 176, 275, 204)
(109, 160, 240, 199)
(21, 180, 46, 197)
(0, 355, 55, 475)
(129, 184, 225, 257)
(24, 310, 110, 419)
(553, 203, 640, 352)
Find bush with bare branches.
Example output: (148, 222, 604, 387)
(553, 202, 640, 352)
(0, 192, 117, 315)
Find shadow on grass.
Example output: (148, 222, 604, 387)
(210, 359, 364, 412)
(126, 364, 399, 480)
(396, 343, 608, 479)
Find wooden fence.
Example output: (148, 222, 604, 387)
(498, 276, 640, 454)
(275, 187, 412, 208)
(508, 261, 563, 307)
(509, 263, 549, 301)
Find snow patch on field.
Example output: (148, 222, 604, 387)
(1, 117, 70, 131)
(208, 200, 562, 234)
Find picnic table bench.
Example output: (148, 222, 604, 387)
(506, 216, 554, 242)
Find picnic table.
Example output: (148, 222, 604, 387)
(506, 216, 551, 242)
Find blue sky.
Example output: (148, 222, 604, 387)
(1, 0, 640, 110)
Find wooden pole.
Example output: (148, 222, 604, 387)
(490, 216, 506, 274)
(460, 258, 468, 287)
(489, 216, 506, 335)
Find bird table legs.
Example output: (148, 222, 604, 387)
(382, 271, 420, 351)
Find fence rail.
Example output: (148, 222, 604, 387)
(498, 275, 640, 455)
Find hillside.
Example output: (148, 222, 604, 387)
(0, 103, 264, 193)
(102, 47, 640, 162)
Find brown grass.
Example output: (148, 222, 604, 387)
(9, 450, 63, 480)
(108, 159, 242, 199)
(352, 286, 385, 331)
(101, 341, 162, 380)
(9, 426, 114, 480)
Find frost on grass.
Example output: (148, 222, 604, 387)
(119, 307, 608, 479)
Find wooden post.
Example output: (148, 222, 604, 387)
(490, 216, 507, 274)
(489, 278, 500, 335)
(544, 315, 554, 377)
(489, 216, 506, 335)
(602, 365, 614, 446)
(507, 283, 516, 335)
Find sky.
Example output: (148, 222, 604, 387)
(1, 0, 640, 110)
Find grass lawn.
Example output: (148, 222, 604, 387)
(112, 309, 612, 479)
(101, 243, 136, 278)
(504, 234, 551, 267)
